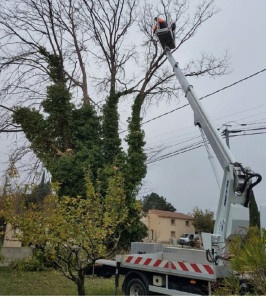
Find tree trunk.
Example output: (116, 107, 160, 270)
(76, 272, 85, 296)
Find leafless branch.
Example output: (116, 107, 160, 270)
(0, 0, 229, 184)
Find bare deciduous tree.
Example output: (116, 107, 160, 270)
(0, 0, 228, 183)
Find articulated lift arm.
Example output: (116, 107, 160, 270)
(165, 48, 261, 265)
(155, 25, 261, 265)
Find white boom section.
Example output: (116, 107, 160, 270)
(164, 49, 250, 266)
(165, 50, 236, 169)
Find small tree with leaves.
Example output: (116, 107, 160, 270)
(214, 227, 266, 295)
(191, 207, 214, 233)
(2, 167, 137, 296)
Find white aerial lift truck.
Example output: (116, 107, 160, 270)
(91, 18, 262, 296)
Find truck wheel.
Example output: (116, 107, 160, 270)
(125, 278, 148, 296)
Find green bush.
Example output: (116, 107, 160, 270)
(214, 227, 266, 295)
(9, 250, 55, 272)
(10, 256, 47, 271)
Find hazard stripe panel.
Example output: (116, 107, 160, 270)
(190, 263, 201, 273)
(153, 259, 162, 267)
(125, 256, 133, 263)
(203, 264, 214, 275)
(134, 257, 142, 264)
(178, 262, 189, 271)
(143, 258, 152, 265)
(123, 256, 214, 275)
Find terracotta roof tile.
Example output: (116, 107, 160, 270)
(148, 209, 193, 220)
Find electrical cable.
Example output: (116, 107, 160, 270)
(119, 103, 189, 134)
(229, 131, 266, 138)
(147, 141, 204, 162)
(147, 106, 266, 147)
(228, 126, 266, 133)
(152, 129, 266, 163)
(119, 68, 266, 134)
(147, 142, 204, 164)
(198, 68, 266, 101)
(244, 173, 262, 207)
(148, 130, 266, 164)
(206, 249, 216, 263)
(206, 249, 230, 264)
(148, 117, 266, 149)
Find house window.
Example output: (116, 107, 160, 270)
(150, 229, 154, 240)
(171, 231, 176, 237)
(171, 219, 175, 225)
(185, 220, 190, 227)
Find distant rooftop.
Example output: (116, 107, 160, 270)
(148, 209, 193, 220)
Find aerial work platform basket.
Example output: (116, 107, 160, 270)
(154, 14, 176, 50)
(156, 27, 175, 49)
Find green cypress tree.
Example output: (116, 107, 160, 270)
(249, 189, 260, 228)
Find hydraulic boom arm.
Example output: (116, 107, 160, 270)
(165, 51, 236, 169)
(161, 45, 261, 265)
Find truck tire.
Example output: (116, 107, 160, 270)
(125, 278, 148, 296)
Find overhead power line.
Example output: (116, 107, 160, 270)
(148, 111, 266, 146)
(120, 67, 266, 134)
(148, 127, 266, 164)
(148, 142, 204, 164)
(229, 131, 266, 138)
(198, 67, 266, 101)
(149, 121, 266, 152)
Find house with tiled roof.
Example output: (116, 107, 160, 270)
(141, 209, 195, 244)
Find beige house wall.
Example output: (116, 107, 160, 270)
(143, 213, 195, 244)
(3, 223, 22, 247)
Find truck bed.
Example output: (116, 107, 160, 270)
(117, 249, 216, 281)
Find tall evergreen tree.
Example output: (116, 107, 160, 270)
(25, 172, 51, 205)
(142, 193, 176, 213)
(249, 190, 260, 228)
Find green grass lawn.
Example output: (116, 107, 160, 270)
(0, 267, 123, 296)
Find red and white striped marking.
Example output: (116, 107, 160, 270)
(124, 256, 214, 275)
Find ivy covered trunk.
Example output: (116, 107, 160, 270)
(125, 93, 147, 194)
(102, 92, 121, 164)
(12, 47, 148, 250)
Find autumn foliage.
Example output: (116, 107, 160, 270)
(1, 168, 139, 295)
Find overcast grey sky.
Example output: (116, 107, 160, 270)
(134, 0, 266, 215)
(1, 0, 266, 217)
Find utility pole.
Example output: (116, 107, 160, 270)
(222, 125, 242, 149)
(221, 121, 246, 149)
(222, 125, 231, 148)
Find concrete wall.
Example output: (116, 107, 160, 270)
(144, 214, 195, 244)
(0, 247, 32, 266)
(0, 224, 32, 266)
